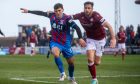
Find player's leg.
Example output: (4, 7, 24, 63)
(114, 47, 119, 57)
(95, 56, 101, 65)
(30, 43, 35, 56)
(86, 38, 98, 84)
(51, 47, 66, 81)
(94, 38, 106, 65)
(49, 42, 66, 81)
(66, 57, 77, 84)
(63, 47, 77, 84)
(87, 50, 98, 84)
(114, 44, 121, 57)
(121, 43, 126, 61)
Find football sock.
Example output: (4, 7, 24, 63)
(55, 57, 64, 73)
(88, 62, 96, 79)
(68, 64, 74, 78)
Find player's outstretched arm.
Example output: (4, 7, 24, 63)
(20, 8, 49, 17)
(103, 21, 116, 48)
(20, 8, 28, 13)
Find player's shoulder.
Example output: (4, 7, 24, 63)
(73, 12, 85, 16)
(48, 11, 55, 17)
(92, 11, 101, 16)
(63, 13, 72, 20)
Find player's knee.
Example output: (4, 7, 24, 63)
(88, 59, 94, 63)
(51, 47, 60, 57)
(53, 53, 59, 57)
(95, 61, 101, 65)
(68, 63, 74, 66)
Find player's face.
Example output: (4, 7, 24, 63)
(84, 4, 93, 16)
(120, 27, 124, 32)
(54, 8, 64, 19)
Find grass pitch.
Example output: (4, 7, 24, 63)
(0, 54, 140, 84)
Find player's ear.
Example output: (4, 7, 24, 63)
(62, 9, 64, 12)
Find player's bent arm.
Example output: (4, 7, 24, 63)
(67, 18, 86, 47)
(73, 24, 86, 47)
(103, 21, 116, 47)
(103, 21, 115, 39)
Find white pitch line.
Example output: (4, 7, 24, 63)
(10, 78, 57, 84)
(21, 74, 140, 79)
(10, 75, 140, 84)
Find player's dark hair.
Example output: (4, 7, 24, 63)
(54, 3, 63, 9)
(84, 1, 94, 7)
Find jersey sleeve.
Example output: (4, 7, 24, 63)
(28, 10, 53, 18)
(94, 12, 106, 25)
(66, 16, 82, 39)
(66, 16, 77, 28)
(71, 13, 82, 20)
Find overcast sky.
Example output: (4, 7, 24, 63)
(0, 0, 139, 37)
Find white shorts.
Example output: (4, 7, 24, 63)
(30, 43, 35, 48)
(118, 43, 126, 50)
(86, 38, 106, 57)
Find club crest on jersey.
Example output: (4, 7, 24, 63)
(90, 18, 93, 22)
(60, 20, 64, 24)
(68, 19, 73, 23)
(52, 23, 56, 28)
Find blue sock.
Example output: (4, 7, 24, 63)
(55, 57, 64, 74)
(68, 64, 74, 77)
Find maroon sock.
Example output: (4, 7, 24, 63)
(88, 63, 96, 79)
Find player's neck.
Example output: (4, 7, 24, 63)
(56, 13, 64, 20)
(85, 12, 93, 18)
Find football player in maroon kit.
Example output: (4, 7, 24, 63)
(71, 1, 116, 84)
(114, 25, 126, 61)
(28, 31, 38, 56)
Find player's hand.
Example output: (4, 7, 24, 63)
(110, 38, 116, 48)
(79, 38, 86, 47)
(47, 34, 52, 40)
(20, 8, 28, 13)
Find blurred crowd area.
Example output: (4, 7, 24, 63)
(5, 24, 140, 48)
(15, 24, 49, 47)
(105, 24, 140, 47)
(15, 24, 76, 48)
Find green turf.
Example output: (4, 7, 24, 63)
(0, 54, 140, 84)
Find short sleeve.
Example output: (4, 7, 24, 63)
(94, 12, 106, 25)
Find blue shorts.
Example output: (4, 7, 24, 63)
(50, 41, 73, 58)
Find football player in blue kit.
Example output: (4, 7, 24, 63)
(21, 3, 86, 84)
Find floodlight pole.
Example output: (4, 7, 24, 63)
(114, 0, 121, 34)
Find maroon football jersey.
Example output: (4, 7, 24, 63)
(30, 34, 37, 43)
(73, 11, 106, 40)
(117, 31, 126, 43)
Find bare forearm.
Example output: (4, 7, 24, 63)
(104, 22, 115, 39)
